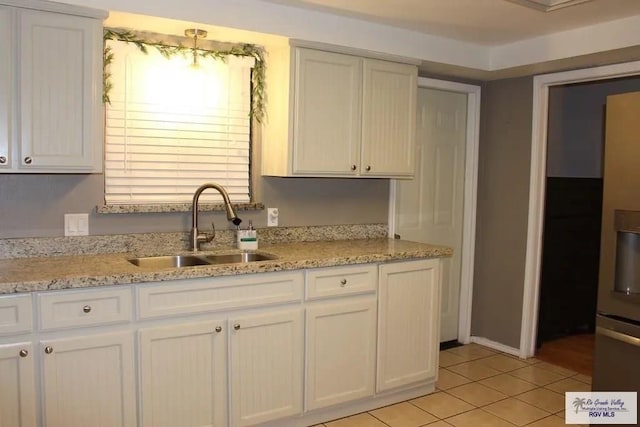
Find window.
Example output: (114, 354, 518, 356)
(104, 38, 254, 205)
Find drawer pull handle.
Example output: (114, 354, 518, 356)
(24, 156, 32, 165)
(44, 346, 54, 354)
(350, 164, 356, 171)
(340, 279, 347, 287)
(19, 349, 28, 357)
(233, 323, 241, 330)
(365, 165, 371, 172)
(0, 156, 6, 164)
(83, 305, 92, 313)
(215, 326, 222, 333)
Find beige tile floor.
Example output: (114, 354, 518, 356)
(313, 343, 591, 427)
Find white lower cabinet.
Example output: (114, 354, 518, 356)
(139, 320, 227, 427)
(41, 331, 137, 427)
(0, 342, 36, 427)
(305, 297, 377, 410)
(1, 258, 442, 426)
(377, 259, 441, 392)
(229, 308, 304, 426)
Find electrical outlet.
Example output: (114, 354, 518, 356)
(267, 208, 279, 227)
(64, 213, 89, 236)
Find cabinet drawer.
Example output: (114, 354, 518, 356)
(38, 287, 132, 331)
(137, 271, 304, 319)
(306, 264, 377, 300)
(0, 294, 33, 336)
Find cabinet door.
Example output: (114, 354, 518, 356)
(361, 59, 417, 177)
(0, 342, 36, 427)
(306, 298, 377, 410)
(139, 320, 227, 427)
(0, 6, 11, 170)
(41, 332, 136, 427)
(18, 9, 102, 171)
(293, 48, 361, 175)
(377, 259, 440, 392)
(229, 308, 303, 426)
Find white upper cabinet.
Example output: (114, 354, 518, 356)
(292, 49, 362, 174)
(362, 59, 417, 176)
(0, 6, 12, 170)
(262, 46, 417, 178)
(0, 2, 105, 173)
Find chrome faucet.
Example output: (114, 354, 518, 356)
(190, 183, 242, 251)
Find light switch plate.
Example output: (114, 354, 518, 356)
(64, 213, 89, 236)
(267, 208, 279, 227)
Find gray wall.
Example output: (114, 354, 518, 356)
(0, 173, 389, 238)
(547, 77, 640, 178)
(472, 76, 534, 349)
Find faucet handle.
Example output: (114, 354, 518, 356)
(203, 222, 216, 242)
(196, 223, 215, 245)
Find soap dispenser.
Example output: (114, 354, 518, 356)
(237, 221, 258, 250)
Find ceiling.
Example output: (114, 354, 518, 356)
(259, 0, 640, 46)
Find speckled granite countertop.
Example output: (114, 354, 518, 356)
(0, 239, 451, 294)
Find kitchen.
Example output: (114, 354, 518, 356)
(2, 0, 640, 426)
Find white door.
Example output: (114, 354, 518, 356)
(138, 320, 227, 427)
(395, 87, 467, 342)
(229, 308, 303, 426)
(41, 332, 137, 427)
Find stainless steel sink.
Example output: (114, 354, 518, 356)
(128, 255, 212, 269)
(203, 253, 277, 264)
(127, 252, 278, 269)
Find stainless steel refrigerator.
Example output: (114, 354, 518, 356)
(593, 91, 640, 405)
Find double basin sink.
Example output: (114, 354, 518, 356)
(128, 252, 277, 269)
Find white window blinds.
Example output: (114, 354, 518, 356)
(104, 39, 253, 205)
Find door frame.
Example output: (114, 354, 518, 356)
(520, 60, 640, 358)
(388, 77, 481, 344)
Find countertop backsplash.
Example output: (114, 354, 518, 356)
(0, 224, 388, 259)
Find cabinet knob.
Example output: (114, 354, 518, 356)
(82, 305, 92, 313)
(0, 156, 6, 164)
(350, 164, 356, 171)
(233, 323, 241, 330)
(365, 165, 371, 172)
(19, 349, 28, 358)
(215, 326, 222, 333)
(24, 156, 32, 165)
(44, 346, 54, 354)
(340, 278, 347, 287)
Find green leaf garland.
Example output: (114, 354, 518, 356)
(103, 28, 266, 123)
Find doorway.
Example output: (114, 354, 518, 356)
(390, 77, 480, 345)
(522, 61, 640, 360)
(535, 77, 640, 374)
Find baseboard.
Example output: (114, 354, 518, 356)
(470, 336, 521, 357)
(259, 382, 436, 427)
